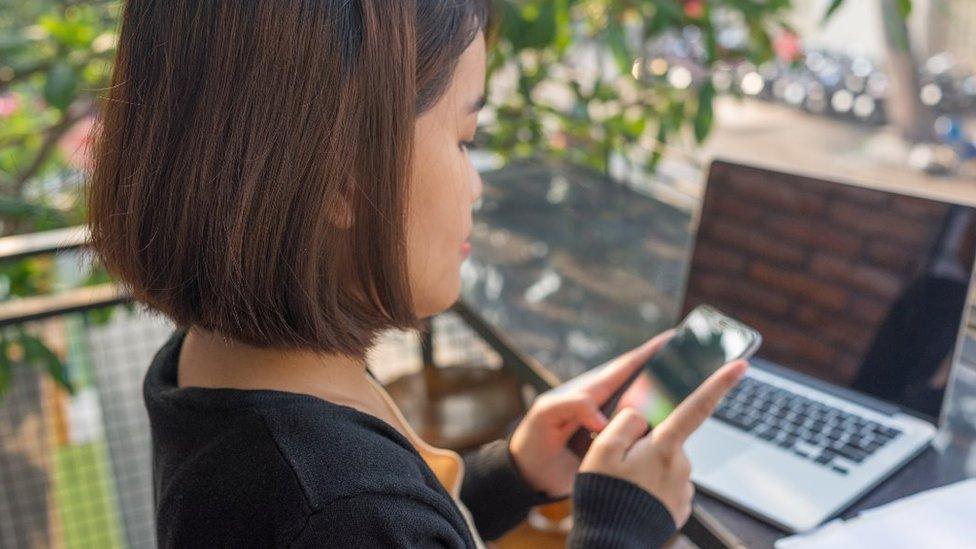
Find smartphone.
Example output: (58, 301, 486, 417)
(567, 304, 762, 459)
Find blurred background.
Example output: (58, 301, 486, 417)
(1, 1, 975, 548)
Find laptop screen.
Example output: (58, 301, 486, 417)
(681, 161, 976, 419)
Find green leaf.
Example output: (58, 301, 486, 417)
(821, 0, 845, 25)
(84, 305, 116, 326)
(702, 28, 718, 65)
(553, 0, 572, 53)
(605, 22, 632, 76)
(897, 0, 912, 18)
(43, 62, 78, 111)
(693, 82, 715, 144)
(649, 124, 667, 170)
(697, 0, 717, 64)
(0, 197, 68, 228)
(20, 333, 74, 395)
(502, 0, 559, 51)
(748, 24, 775, 63)
(39, 10, 98, 49)
(655, 0, 685, 21)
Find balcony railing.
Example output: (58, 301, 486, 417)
(0, 226, 524, 549)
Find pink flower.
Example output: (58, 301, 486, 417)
(774, 31, 802, 63)
(0, 95, 18, 117)
(58, 115, 96, 171)
(683, 0, 704, 20)
(549, 132, 568, 151)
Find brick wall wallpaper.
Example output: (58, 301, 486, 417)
(682, 162, 954, 386)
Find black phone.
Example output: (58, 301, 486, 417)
(567, 304, 762, 459)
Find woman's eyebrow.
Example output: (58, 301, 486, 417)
(467, 94, 486, 113)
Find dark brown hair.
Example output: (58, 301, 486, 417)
(88, 0, 489, 358)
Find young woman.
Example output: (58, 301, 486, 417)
(88, 1, 746, 547)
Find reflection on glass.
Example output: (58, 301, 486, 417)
(684, 162, 976, 420)
(615, 306, 758, 425)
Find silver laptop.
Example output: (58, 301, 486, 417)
(681, 160, 976, 533)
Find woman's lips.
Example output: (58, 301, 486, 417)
(461, 240, 471, 256)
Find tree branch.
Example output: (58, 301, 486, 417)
(7, 102, 95, 198)
(0, 61, 53, 95)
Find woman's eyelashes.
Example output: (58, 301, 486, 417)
(459, 139, 476, 151)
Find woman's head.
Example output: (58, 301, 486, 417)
(88, 0, 489, 358)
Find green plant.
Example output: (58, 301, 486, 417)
(481, 0, 915, 175)
(1, 0, 117, 235)
(0, 1, 118, 397)
(0, 325, 74, 395)
(482, 0, 797, 175)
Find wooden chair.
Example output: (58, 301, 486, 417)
(384, 317, 527, 453)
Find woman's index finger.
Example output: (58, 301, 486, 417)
(652, 360, 748, 449)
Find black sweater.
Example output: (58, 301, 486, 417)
(145, 331, 676, 547)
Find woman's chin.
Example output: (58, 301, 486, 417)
(415, 278, 462, 319)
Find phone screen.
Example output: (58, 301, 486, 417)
(611, 305, 760, 426)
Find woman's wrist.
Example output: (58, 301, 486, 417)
(507, 433, 569, 502)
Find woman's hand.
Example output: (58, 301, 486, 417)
(580, 360, 748, 527)
(508, 331, 675, 498)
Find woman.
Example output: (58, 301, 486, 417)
(88, 1, 746, 547)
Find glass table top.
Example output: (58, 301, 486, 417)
(460, 158, 976, 547)
(461, 159, 694, 381)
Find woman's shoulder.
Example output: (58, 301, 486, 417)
(145, 330, 453, 510)
(146, 331, 473, 546)
(151, 395, 469, 547)
(255, 396, 451, 508)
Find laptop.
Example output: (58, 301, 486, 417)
(680, 160, 976, 533)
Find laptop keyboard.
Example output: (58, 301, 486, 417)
(712, 377, 903, 475)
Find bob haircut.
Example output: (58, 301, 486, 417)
(88, 0, 490, 358)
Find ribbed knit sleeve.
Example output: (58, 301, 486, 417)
(459, 439, 560, 540)
(568, 473, 677, 548)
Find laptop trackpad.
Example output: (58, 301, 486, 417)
(686, 421, 753, 476)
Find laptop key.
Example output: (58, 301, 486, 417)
(814, 451, 835, 465)
(834, 444, 867, 463)
(743, 419, 761, 431)
(733, 415, 760, 431)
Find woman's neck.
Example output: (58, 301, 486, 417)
(177, 326, 374, 410)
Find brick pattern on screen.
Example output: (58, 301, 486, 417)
(684, 164, 950, 385)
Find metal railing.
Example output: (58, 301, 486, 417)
(0, 226, 520, 549)
(0, 228, 165, 549)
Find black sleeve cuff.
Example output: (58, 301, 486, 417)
(568, 473, 677, 549)
(460, 439, 560, 540)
